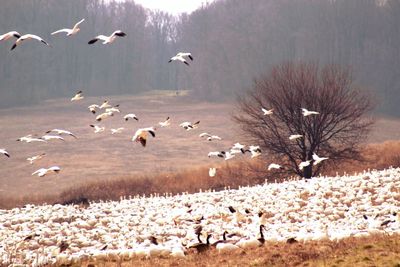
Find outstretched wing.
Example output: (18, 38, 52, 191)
(51, 29, 71, 35)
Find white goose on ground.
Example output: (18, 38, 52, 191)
(180, 121, 200, 131)
(90, 125, 105, 133)
(27, 153, 46, 164)
(11, 34, 50, 50)
(46, 129, 77, 139)
(0, 148, 10, 158)
(289, 134, 303, 140)
(301, 108, 319, 116)
(312, 153, 329, 165)
(158, 117, 170, 127)
(124, 114, 138, 121)
(0, 31, 21, 41)
(132, 127, 156, 147)
(262, 108, 274, 115)
(88, 30, 126, 45)
(71, 91, 84, 101)
(51, 19, 85, 36)
(32, 166, 61, 177)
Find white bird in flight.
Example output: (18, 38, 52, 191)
(199, 133, 222, 141)
(267, 163, 281, 171)
(11, 34, 50, 50)
(301, 108, 319, 116)
(96, 111, 114, 122)
(124, 114, 139, 121)
(88, 30, 126, 45)
(99, 100, 112, 109)
(27, 153, 46, 164)
(299, 160, 311, 170)
(111, 128, 124, 135)
(224, 151, 235, 160)
(208, 151, 226, 158)
(41, 135, 65, 142)
(71, 91, 84, 101)
(312, 153, 329, 165)
(169, 53, 191, 66)
(90, 124, 105, 133)
(0, 31, 21, 41)
(244, 145, 262, 158)
(17, 135, 47, 143)
(209, 167, 216, 177)
(180, 121, 200, 131)
(106, 107, 120, 113)
(158, 117, 170, 127)
(0, 148, 10, 158)
(32, 166, 61, 177)
(289, 134, 303, 140)
(132, 127, 156, 147)
(51, 19, 85, 36)
(262, 108, 274, 115)
(88, 104, 99, 114)
(46, 129, 77, 139)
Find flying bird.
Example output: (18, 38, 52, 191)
(208, 151, 226, 158)
(27, 153, 46, 164)
(111, 128, 124, 135)
(90, 124, 105, 133)
(88, 30, 126, 45)
(177, 52, 193, 61)
(301, 108, 320, 116)
(0, 31, 21, 41)
(51, 19, 85, 36)
(268, 163, 281, 171)
(46, 129, 77, 139)
(209, 167, 216, 177)
(262, 108, 274, 115)
(99, 100, 112, 109)
(124, 114, 139, 121)
(41, 135, 65, 142)
(180, 121, 200, 130)
(243, 145, 262, 158)
(0, 148, 10, 158)
(71, 91, 84, 101)
(224, 151, 235, 160)
(96, 111, 114, 122)
(158, 117, 170, 127)
(132, 127, 156, 147)
(299, 160, 311, 170)
(312, 153, 329, 165)
(11, 34, 50, 50)
(17, 135, 47, 143)
(169, 53, 190, 66)
(289, 134, 303, 140)
(88, 104, 99, 114)
(105, 107, 120, 113)
(32, 166, 61, 177)
(199, 133, 222, 141)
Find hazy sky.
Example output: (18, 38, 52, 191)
(133, 0, 214, 15)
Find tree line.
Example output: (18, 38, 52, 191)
(0, 0, 399, 115)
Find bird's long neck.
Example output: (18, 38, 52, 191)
(206, 235, 211, 245)
(223, 231, 227, 241)
(259, 225, 264, 240)
(197, 233, 203, 243)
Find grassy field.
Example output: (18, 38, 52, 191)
(73, 234, 400, 267)
(1, 91, 400, 208)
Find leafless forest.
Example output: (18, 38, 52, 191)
(0, 0, 400, 116)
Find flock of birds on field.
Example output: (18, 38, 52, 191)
(0, 168, 399, 265)
(2, 17, 390, 266)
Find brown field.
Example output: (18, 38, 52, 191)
(1, 91, 400, 209)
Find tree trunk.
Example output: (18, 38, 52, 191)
(303, 165, 312, 179)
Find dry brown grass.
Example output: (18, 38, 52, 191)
(71, 234, 400, 267)
(1, 92, 400, 209)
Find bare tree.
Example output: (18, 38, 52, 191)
(234, 62, 374, 178)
